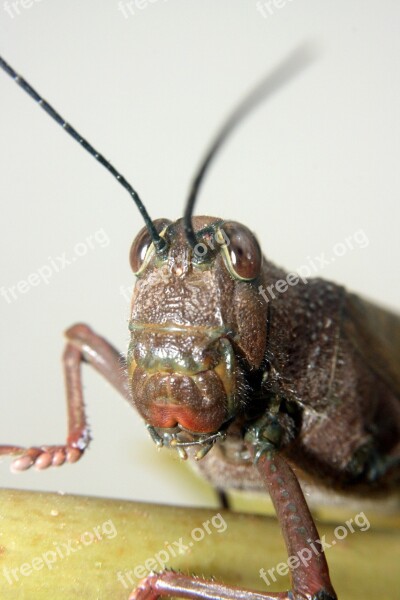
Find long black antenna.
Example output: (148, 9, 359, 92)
(183, 44, 318, 250)
(0, 55, 166, 253)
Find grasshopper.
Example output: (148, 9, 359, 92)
(1, 49, 399, 600)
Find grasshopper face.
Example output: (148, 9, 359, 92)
(128, 216, 266, 458)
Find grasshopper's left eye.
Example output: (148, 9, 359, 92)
(221, 221, 262, 280)
(130, 218, 171, 274)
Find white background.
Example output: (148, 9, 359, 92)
(0, 1, 399, 507)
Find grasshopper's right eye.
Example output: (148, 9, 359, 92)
(221, 221, 262, 281)
(130, 218, 171, 274)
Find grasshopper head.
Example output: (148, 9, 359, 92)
(128, 217, 266, 459)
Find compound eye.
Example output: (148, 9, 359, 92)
(130, 218, 171, 274)
(222, 221, 262, 280)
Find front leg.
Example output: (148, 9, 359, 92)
(254, 450, 337, 600)
(129, 442, 337, 600)
(245, 417, 337, 600)
(0, 323, 130, 470)
(131, 572, 291, 600)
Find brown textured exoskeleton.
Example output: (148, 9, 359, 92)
(1, 49, 399, 600)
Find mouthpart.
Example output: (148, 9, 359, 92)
(145, 423, 229, 460)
